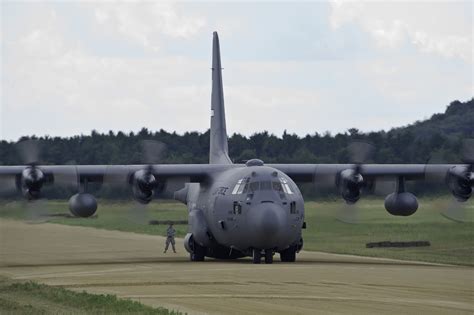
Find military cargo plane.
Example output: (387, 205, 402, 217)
(0, 32, 472, 264)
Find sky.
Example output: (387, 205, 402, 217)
(1, 1, 472, 141)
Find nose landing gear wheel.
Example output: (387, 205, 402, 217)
(252, 249, 261, 264)
(279, 245, 296, 262)
(190, 242, 206, 262)
(264, 250, 273, 264)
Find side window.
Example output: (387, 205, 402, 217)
(290, 201, 297, 214)
(233, 201, 242, 214)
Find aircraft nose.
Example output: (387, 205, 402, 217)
(249, 202, 287, 249)
(259, 204, 281, 234)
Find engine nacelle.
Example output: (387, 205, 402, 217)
(21, 167, 44, 200)
(446, 166, 472, 202)
(338, 169, 363, 204)
(69, 193, 97, 217)
(132, 169, 157, 204)
(384, 192, 418, 216)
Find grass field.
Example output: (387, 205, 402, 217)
(0, 277, 182, 314)
(0, 197, 473, 266)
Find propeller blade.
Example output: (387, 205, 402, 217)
(52, 166, 79, 193)
(0, 175, 18, 197)
(16, 140, 41, 165)
(461, 138, 474, 164)
(336, 203, 360, 224)
(141, 140, 167, 165)
(347, 141, 375, 165)
(24, 199, 49, 223)
(439, 198, 470, 223)
(101, 165, 131, 198)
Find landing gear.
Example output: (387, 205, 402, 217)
(252, 249, 261, 264)
(264, 249, 273, 264)
(280, 245, 297, 262)
(190, 241, 206, 262)
(252, 249, 273, 264)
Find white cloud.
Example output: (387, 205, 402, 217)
(329, 1, 473, 62)
(91, 2, 206, 51)
(1, 2, 472, 141)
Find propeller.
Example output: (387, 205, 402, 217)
(337, 141, 375, 223)
(101, 139, 167, 225)
(424, 139, 473, 222)
(0, 140, 79, 222)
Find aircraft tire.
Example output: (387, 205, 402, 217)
(252, 249, 261, 264)
(191, 242, 206, 261)
(280, 246, 296, 262)
(264, 250, 273, 264)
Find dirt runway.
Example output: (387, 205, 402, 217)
(0, 219, 472, 314)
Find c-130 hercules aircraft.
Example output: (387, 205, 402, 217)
(1, 32, 473, 264)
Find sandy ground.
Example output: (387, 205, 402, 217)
(0, 219, 472, 315)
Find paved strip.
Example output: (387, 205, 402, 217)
(1, 219, 473, 315)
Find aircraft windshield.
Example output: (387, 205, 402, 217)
(231, 177, 293, 195)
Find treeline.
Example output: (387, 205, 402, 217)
(0, 99, 472, 166)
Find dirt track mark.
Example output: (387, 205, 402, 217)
(55, 281, 244, 288)
(122, 294, 473, 311)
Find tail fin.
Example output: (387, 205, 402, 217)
(210, 32, 232, 164)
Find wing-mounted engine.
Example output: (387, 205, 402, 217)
(336, 141, 374, 204)
(338, 168, 364, 204)
(21, 166, 45, 200)
(131, 167, 159, 204)
(446, 165, 473, 202)
(384, 176, 418, 216)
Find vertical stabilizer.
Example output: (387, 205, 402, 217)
(210, 32, 232, 164)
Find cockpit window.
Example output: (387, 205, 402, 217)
(279, 177, 294, 194)
(232, 177, 249, 195)
(272, 181, 283, 192)
(232, 176, 294, 195)
(260, 181, 272, 190)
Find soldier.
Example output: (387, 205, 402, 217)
(164, 223, 176, 253)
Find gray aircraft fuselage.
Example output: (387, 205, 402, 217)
(183, 163, 304, 258)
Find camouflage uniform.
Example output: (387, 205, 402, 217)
(164, 224, 176, 253)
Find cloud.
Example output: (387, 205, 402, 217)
(1, 2, 472, 141)
(329, 1, 473, 63)
(91, 2, 206, 51)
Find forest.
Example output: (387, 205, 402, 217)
(1, 99, 472, 166)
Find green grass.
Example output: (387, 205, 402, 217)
(303, 198, 473, 266)
(0, 277, 183, 314)
(0, 197, 473, 266)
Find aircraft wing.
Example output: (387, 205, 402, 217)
(268, 164, 458, 182)
(0, 164, 236, 184)
(0, 164, 237, 202)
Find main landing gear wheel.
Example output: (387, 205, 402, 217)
(280, 245, 297, 262)
(190, 241, 206, 262)
(252, 249, 261, 264)
(264, 250, 273, 264)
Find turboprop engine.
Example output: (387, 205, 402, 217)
(131, 168, 157, 204)
(338, 169, 363, 204)
(21, 167, 44, 200)
(446, 165, 473, 202)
